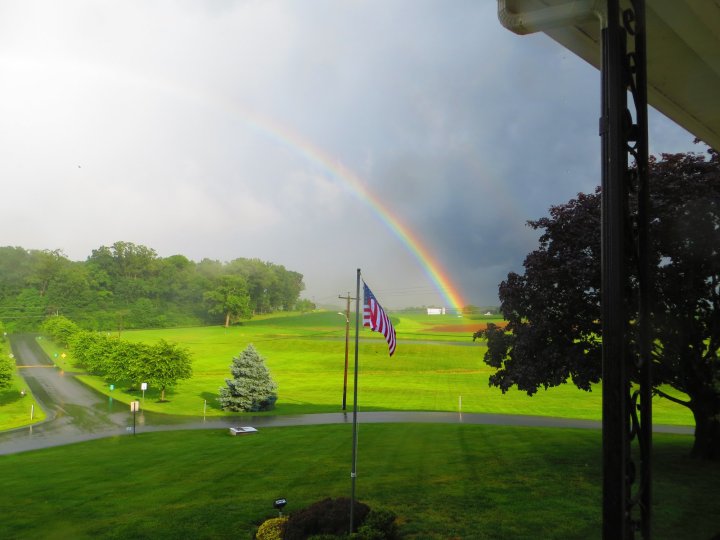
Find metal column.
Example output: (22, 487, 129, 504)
(600, 0, 651, 537)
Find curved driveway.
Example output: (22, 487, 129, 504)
(0, 334, 692, 456)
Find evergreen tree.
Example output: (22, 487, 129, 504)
(219, 344, 277, 412)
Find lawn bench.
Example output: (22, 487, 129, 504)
(229, 427, 258, 436)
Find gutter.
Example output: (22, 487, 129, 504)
(497, 0, 606, 35)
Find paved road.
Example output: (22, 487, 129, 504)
(0, 334, 693, 456)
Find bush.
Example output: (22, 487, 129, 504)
(354, 509, 398, 540)
(256, 516, 288, 540)
(284, 498, 370, 540)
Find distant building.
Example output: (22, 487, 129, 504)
(427, 307, 446, 315)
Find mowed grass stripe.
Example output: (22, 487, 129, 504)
(0, 424, 715, 539)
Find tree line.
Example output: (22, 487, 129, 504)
(0, 241, 307, 332)
(42, 316, 192, 400)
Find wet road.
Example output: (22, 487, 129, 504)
(0, 335, 693, 455)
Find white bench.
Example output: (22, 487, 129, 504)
(229, 427, 258, 436)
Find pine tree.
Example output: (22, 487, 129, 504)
(219, 344, 277, 412)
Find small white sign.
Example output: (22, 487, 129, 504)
(140, 383, 148, 391)
(130, 401, 140, 412)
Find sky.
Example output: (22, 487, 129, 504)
(0, 0, 699, 310)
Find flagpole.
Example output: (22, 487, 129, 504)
(350, 268, 361, 533)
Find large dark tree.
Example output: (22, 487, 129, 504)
(476, 149, 720, 460)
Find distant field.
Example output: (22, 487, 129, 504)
(0, 424, 714, 539)
(30, 311, 694, 426)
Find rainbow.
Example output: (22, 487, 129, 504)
(16, 57, 468, 311)
(234, 110, 468, 312)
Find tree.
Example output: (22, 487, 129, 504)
(476, 149, 720, 460)
(218, 344, 277, 412)
(295, 298, 316, 313)
(136, 340, 193, 401)
(203, 275, 251, 328)
(41, 316, 81, 348)
(0, 356, 13, 391)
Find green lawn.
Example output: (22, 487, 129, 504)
(0, 424, 715, 539)
(0, 340, 45, 431)
(30, 312, 694, 426)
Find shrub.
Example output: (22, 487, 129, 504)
(284, 497, 370, 540)
(355, 508, 398, 539)
(256, 516, 288, 540)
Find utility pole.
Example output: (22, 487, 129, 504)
(338, 292, 356, 411)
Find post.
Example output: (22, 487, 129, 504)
(338, 293, 354, 411)
(30, 404, 34, 421)
(130, 400, 140, 435)
(631, 2, 653, 536)
(203, 399, 207, 421)
(601, 1, 630, 536)
(350, 269, 361, 533)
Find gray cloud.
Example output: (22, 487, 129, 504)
(0, 1, 698, 309)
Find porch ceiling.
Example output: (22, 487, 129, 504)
(499, 0, 720, 150)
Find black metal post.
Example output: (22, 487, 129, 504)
(601, 1, 651, 537)
(601, 0, 631, 537)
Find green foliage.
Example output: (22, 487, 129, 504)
(295, 298, 316, 313)
(0, 355, 13, 390)
(355, 509, 398, 540)
(203, 274, 251, 327)
(284, 498, 370, 539)
(0, 320, 5, 341)
(40, 316, 81, 347)
(65, 318, 192, 396)
(219, 344, 277, 412)
(138, 339, 193, 400)
(68, 331, 111, 374)
(255, 516, 288, 540)
(0, 241, 305, 332)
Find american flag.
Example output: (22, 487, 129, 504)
(363, 282, 396, 356)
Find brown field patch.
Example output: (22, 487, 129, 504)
(429, 322, 508, 333)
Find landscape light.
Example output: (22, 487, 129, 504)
(273, 498, 287, 516)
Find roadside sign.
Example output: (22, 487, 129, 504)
(140, 383, 148, 391)
(130, 401, 140, 412)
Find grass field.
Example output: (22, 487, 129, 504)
(29, 311, 694, 426)
(1, 313, 715, 539)
(0, 340, 45, 431)
(0, 424, 716, 539)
